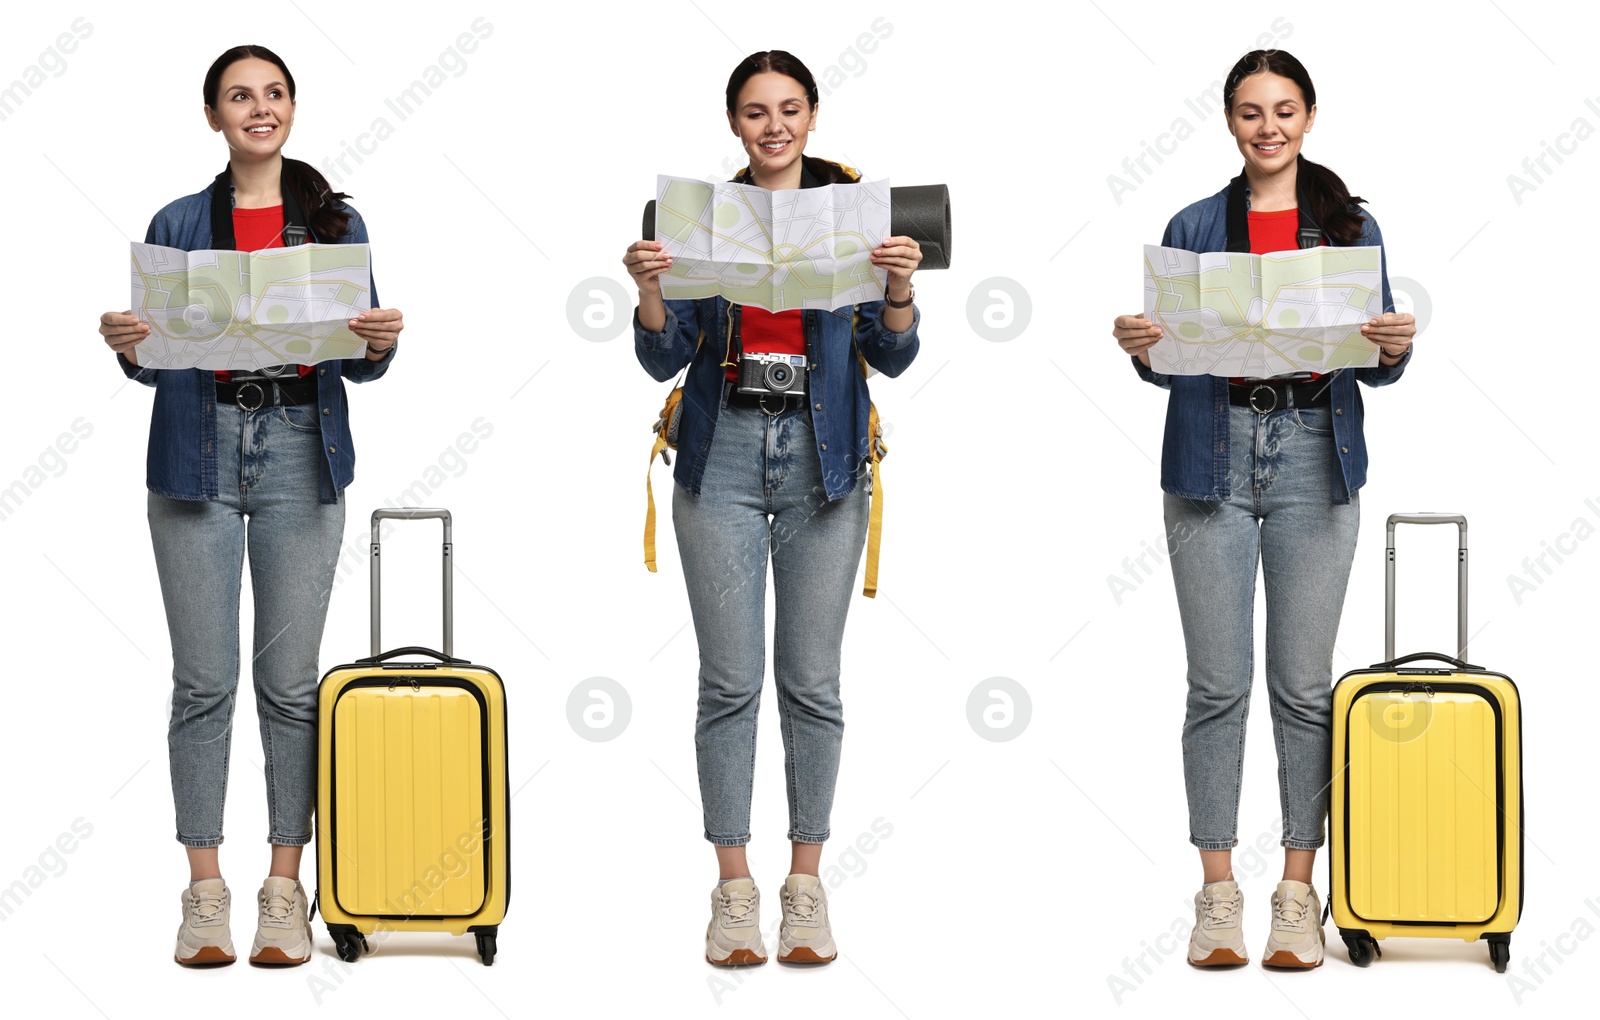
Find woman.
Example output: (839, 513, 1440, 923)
(1111, 50, 1413, 969)
(623, 50, 922, 967)
(98, 45, 402, 967)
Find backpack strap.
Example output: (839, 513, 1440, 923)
(862, 391, 887, 599)
(644, 317, 716, 571)
(854, 309, 887, 598)
(644, 385, 683, 572)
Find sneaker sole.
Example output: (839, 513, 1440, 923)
(777, 946, 836, 964)
(1188, 947, 1248, 966)
(1262, 950, 1322, 969)
(175, 946, 236, 966)
(706, 948, 767, 966)
(250, 945, 311, 966)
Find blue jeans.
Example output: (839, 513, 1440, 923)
(1163, 405, 1359, 851)
(672, 401, 869, 846)
(148, 402, 346, 847)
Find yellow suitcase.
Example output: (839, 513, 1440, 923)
(315, 509, 509, 965)
(1330, 514, 1522, 971)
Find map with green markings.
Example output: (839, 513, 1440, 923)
(655, 175, 891, 312)
(1143, 244, 1384, 377)
(129, 242, 371, 371)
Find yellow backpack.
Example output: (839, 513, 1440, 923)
(643, 332, 888, 598)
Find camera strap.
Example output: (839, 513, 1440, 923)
(1223, 170, 1323, 253)
(209, 165, 310, 381)
(209, 164, 310, 251)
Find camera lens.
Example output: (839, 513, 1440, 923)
(764, 362, 793, 391)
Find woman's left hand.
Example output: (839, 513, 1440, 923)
(871, 235, 922, 301)
(351, 307, 404, 360)
(1361, 312, 1413, 364)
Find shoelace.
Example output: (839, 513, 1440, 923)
(784, 887, 821, 927)
(719, 889, 757, 927)
(1202, 891, 1240, 929)
(187, 889, 228, 928)
(1274, 894, 1308, 932)
(259, 889, 297, 930)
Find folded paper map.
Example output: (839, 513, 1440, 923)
(655, 175, 890, 312)
(1143, 244, 1384, 377)
(130, 242, 372, 371)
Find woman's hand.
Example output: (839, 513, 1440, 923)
(1113, 314, 1163, 367)
(871, 236, 921, 300)
(624, 240, 673, 297)
(101, 310, 150, 363)
(625, 240, 672, 333)
(1361, 312, 1414, 365)
(351, 308, 403, 360)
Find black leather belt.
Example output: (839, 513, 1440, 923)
(216, 373, 318, 411)
(1229, 378, 1331, 413)
(726, 387, 808, 413)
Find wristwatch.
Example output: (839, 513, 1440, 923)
(885, 285, 914, 309)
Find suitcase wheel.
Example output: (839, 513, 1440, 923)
(475, 929, 498, 966)
(1488, 935, 1510, 973)
(331, 930, 367, 963)
(1343, 934, 1378, 968)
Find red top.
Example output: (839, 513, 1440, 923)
(216, 205, 312, 383)
(726, 307, 805, 381)
(1234, 207, 1321, 384)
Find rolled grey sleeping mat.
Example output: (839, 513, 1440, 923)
(641, 183, 952, 270)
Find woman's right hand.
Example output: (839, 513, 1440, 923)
(1113, 313, 1163, 367)
(623, 240, 673, 297)
(625, 240, 672, 333)
(101, 310, 150, 363)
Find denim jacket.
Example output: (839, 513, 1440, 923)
(635, 297, 920, 500)
(117, 178, 394, 504)
(1132, 183, 1411, 504)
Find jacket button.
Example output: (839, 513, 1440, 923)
(820, 443, 828, 451)
(319, 368, 327, 377)
(322, 407, 331, 415)
(814, 402, 823, 410)
(1341, 446, 1349, 454)
(1335, 408, 1343, 415)
(328, 445, 337, 454)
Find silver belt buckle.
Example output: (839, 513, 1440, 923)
(1248, 383, 1278, 414)
(235, 381, 266, 412)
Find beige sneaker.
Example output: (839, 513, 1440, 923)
(1188, 879, 1247, 966)
(1263, 880, 1324, 968)
(706, 878, 767, 966)
(250, 876, 312, 965)
(777, 873, 836, 964)
(175, 879, 236, 966)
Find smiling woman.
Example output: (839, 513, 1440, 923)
(93, 43, 404, 971)
(1110, 47, 1416, 974)
(623, 48, 925, 973)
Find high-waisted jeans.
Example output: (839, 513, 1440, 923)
(672, 401, 869, 846)
(148, 402, 345, 847)
(1163, 404, 1359, 851)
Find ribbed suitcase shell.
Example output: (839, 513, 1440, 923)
(1331, 669, 1522, 940)
(316, 663, 509, 936)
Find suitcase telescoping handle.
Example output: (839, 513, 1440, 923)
(1383, 512, 1467, 664)
(368, 508, 453, 660)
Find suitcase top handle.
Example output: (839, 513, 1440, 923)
(1385, 512, 1469, 663)
(1368, 650, 1484, 672)
(370, 507, 454, 659)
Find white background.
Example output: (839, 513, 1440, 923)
(1, 0, 1596, 1016)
